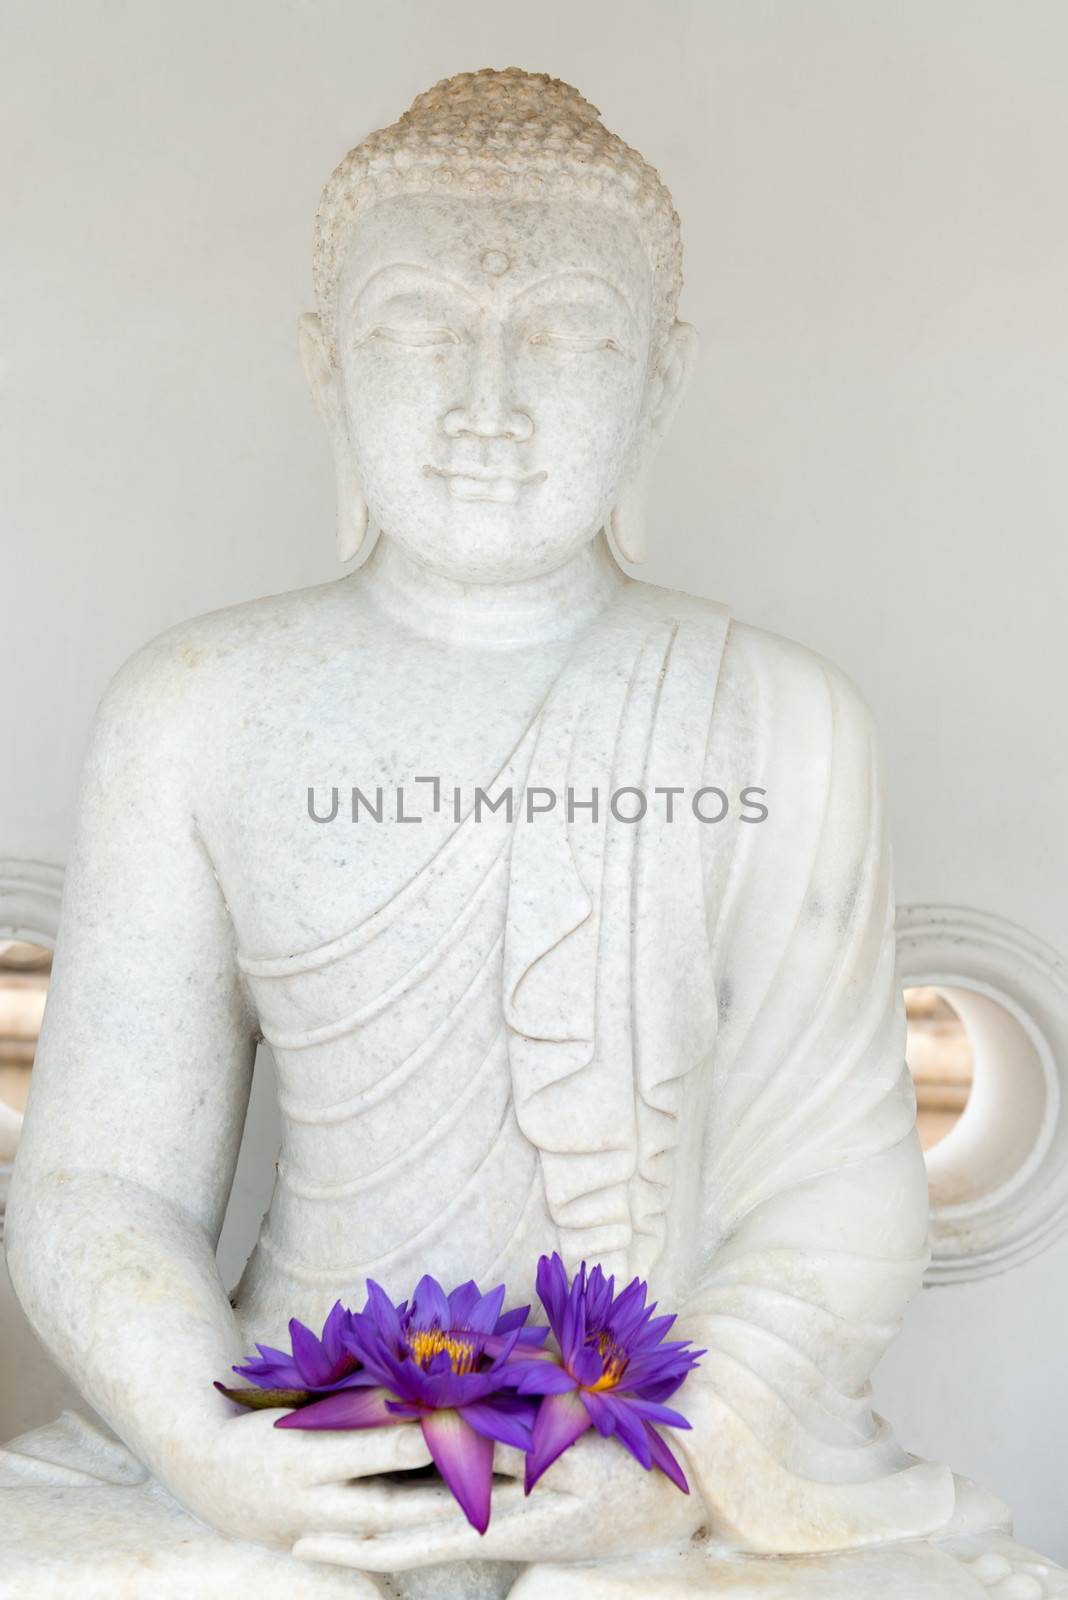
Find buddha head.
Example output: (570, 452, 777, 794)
(301, 68, 695, 581)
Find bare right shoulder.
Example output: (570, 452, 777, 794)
(89, 576, 366, 766)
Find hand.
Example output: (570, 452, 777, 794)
(292, 1427, 705, 1571)
(163, 1407, 462, 1550)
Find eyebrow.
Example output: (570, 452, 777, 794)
(348, 262, 638, 324)
(507, 271, 638, 325)
(347, 263, 480, 317)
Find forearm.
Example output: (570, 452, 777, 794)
(5, 1165, 241, 1478)
(673, 1134, 950, 1550)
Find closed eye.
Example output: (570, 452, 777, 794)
(527, 332, 629, 356)
(358, 325, 464, 348)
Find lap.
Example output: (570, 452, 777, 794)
(513, 1536, 1068, 1599)
(0, 1412, 380, 1599)
(3, 1414, 1065, 1599)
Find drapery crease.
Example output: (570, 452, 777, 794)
(503, 584, 729, 1281)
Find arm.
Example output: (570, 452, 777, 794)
(674, 626, 956, 1551)
(6, 638, 258, 1469)
(5, 636, 438, 1545)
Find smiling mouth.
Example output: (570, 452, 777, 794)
(423, 466, 547, 504)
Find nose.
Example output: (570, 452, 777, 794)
(442, 324, 533, 443)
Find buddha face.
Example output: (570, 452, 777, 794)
(311, 193, 681, 583)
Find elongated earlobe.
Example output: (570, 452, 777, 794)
(335, 458, 369, 564)
(299, 312, 369, 565)
(609, 469, 650, 564)
(611, 321, 698, 566)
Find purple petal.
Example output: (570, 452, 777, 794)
(344, 1319, 405, 1389)
(535, 1253, 569, 1333)
(233, 1357, 301, 1389)
(494, 1304, 536, 1337)
(511, 1359, 578, 1397)
(513, 1324, 549, 1347)
(234, 1345, 303, 1389)
(362, 1279, 404, 1343)
(577, 1388, 618, 1438)
(524, 1387, 592, 1492)
(635, 1312, 678, 1347)
(596, 1393, 653, 1469)
(480, 1327, 521, 1368)
(570, 1346, 604, 1388)
(460, 1398, 536, 1450)
(445, 1280, 482, 1326)
(622, 1397, 692, 1431)
(421, 1408, 494, 1534)
(252, 1341, 298, 1368)
(644, 1422, 690, 1493)
(466, 1283, 506, 1335)
(411, 1274, 452, 1330)
(585, 1264, 617, 1328)
(482, 1330, 526, 1361)
(275, 1385, 400, 1431)
(289, 1316, 329, 1386)
(559, 1270, 587, 1369)
(320, 1300, 350, 1358)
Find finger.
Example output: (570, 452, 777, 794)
(309, 1481, 576, 1570)
(296, 1425, 434, 1482)
(483, 1443, 528, 1480)
(293, 1533, 385, 1570)
(306, 1478, 460, 1533)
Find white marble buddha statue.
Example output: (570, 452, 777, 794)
(3, 67, 1064, 1600)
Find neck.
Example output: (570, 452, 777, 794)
(356, 530, 630, 648)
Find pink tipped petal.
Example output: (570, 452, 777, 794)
(421, 1408, 494, 1534)
(275, 1385, 400, 1430)
(524, 1387, 593, 1493)
(644, 1421, 690, 1493)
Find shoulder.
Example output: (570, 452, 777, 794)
(96, 577, 351, 726)
(623, 577, 877, 737)
(77, 578, 359, 815)
(720, 617, 878, 741)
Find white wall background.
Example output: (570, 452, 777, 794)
(3, 0, 1066, 1558)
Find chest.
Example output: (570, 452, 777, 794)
(198, 640, 564, 960)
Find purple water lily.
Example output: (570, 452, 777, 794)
(277, 1274, 545, 1533)
(508, 1253, 703, 1494)
(216, 1300, 369, 1411)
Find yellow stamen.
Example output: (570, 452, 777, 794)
(406, 1327, 479, 1375)
(587, 1332, 629, 1391)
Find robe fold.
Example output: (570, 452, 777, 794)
(500, 582, 958, 1549)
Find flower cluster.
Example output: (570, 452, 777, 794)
(218, 1253, 702, 1532)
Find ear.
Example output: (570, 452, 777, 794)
(299, 311, 368, 564)
(299, 312, 344, 440)
(645, 319, 699, 445)
(610, 321, 699, 566)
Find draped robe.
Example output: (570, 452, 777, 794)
(3, 577, 1012, 1588)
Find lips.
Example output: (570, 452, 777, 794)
(424, 465, 547, 504)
